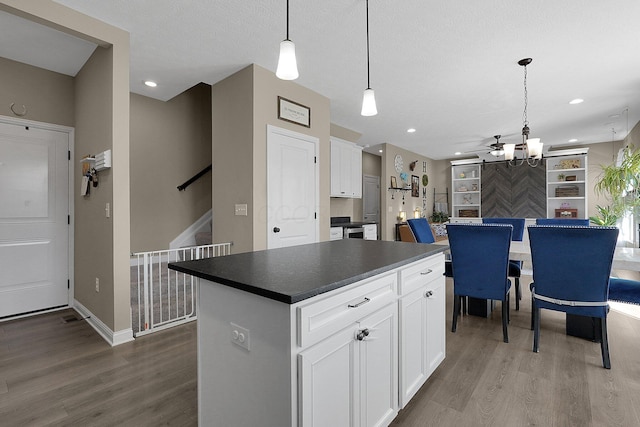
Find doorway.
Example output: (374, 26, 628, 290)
(363, 175, 380, 237)
(266, 125, 319, 249)
(0, 118, 72, 318)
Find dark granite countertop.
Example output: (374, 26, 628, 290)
(168, 239, 447, 304)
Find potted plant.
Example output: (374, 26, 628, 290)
(591, 145, 640, 226)
(557, 173, 566, 182)
(430, 211, 449, 224)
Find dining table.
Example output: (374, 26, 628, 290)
(434, 239, 640, 272)
(434, 239, 640, 340)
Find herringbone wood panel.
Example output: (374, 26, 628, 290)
(482, 161, 546, 217)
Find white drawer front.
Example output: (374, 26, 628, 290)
(398, 254, 445, 296)
(297, 272, 397, 348)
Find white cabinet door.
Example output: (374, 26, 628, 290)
(299, 325, 359, 427)
(331, 138, 362, 198)
(351, 145, 363, 198)
(425, 278, 446, 377)
(358, 303, 398, 427)
(299, 302, 398, 427)
(399, 287, 428, 407)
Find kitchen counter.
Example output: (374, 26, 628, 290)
(169, 239, 447, 304)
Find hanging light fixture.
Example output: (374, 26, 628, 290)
(489, 135, 505, 157)
(505, 58, 543, 167)
(361, 0, 377, 116)
(276, 0, 299, 80)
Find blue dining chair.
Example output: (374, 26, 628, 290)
(407, 218, 454, 277)
(482, 218, 525, 310)
(536, 218, 590, 226)
(528, 225, 618, 369)
(447, 223, 513, 343)
(407, 218, 435, 244)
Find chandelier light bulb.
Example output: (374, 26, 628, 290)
(504, 143, 516, 161)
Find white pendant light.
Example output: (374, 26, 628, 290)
(361, 88, 377, 116)
(276, 0, 299, 80)
(361, 0, 377, 116)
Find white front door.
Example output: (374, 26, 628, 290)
(267, 125, 318, 249)
(0, 121, 70, 318)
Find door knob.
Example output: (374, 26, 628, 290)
(273, 227, 281, 233)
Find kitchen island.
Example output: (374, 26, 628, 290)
(169, 239, 447, 427)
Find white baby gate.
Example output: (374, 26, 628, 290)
(131, 243, 231, 337)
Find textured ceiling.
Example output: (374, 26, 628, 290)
(7, 1, 640, 160)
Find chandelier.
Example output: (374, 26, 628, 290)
(504, 58, 543, 167)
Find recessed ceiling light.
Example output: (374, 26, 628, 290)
(569, 98, 583, 105)
(407, 128, 416, 133)
(378, 149, 383, 153)
(568, 138, 578, 143)
(454, 152, 461, 156)
(144, 80, 157, 87)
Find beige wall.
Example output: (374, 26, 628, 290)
(74, 46, 115, 326)
(381, 143, 447, 240)
(1, 0, 132, 335)
(212, 64, 331, 253)
(211, 66, 254, 253)
(0, 57, 75, 126)
(130, 84, 212, 252)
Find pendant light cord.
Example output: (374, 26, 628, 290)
(285, 0, 290, 40)
(365, 0, 371, 89)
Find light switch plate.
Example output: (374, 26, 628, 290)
(234, 204, 248, 216)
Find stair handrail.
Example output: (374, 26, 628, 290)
(177, 164, 212, 191)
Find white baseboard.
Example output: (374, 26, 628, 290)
(73, 299, 134, 346)
(170, 209, 212, 249)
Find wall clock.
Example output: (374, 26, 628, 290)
(394, 154, 403, 173)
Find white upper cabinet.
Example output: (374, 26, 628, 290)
(331, 137, 363, 198)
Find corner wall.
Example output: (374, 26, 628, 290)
(130, 84, 212, 252)
(1, 0, 132, 339)
(381, 143, 448, 240)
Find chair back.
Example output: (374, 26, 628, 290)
(482, 217, 525, 241)
(398, 224, 416, 242)
(528, 225, 618, 317)
(407, 218, 435, 244)
(536, 218, 589, 226)
(447, 223, 512, 301)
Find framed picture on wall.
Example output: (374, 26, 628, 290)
(411, 175, 419, 197)
(391, 176, 398, 188)
(277, 96, 311, 127)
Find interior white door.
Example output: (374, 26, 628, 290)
(267, 125, 318, 249)
(363, 175, 380, 224)
(0, 121, 69, 318)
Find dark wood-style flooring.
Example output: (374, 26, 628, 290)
(1, 274, 640, 426)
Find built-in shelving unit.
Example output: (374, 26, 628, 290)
(451, 160, 481, 219)
(545, 148, 588, 219)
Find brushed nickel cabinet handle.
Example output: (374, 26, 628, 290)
(420, 269, 433, 275)
(348, 297, 370, 308)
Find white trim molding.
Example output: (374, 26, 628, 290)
(73, 299, 134, 346)
(170, 209, 213, 249)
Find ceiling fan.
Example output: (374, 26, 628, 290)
(463, 135, 507, 157)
